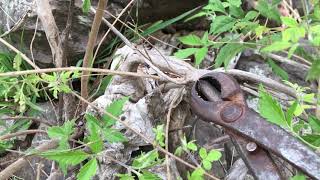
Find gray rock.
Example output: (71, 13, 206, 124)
(0, 0, 206, 67)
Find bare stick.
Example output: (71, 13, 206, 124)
(0, 37, 39, 69)
(30, 17, 39, 63)
(92, 0, 135, 62)
(36, 0, 63, 68)
(0, 130, 47, 141)
(0, 140, 59, 180)
(265, 53, 310, 70)
(0, 116, 54, 126)
(316, 79, 320, 118)
(165, 89, 184, 180)
(0, 67, 160, 80)
(81, 0, 108, 108)
(92, 7, 187, 84)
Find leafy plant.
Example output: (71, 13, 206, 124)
(152, 124, 165, 147)
(116, 149, 162, 180)
(258, 85, 320, 149)
(38, 96, 128, 178)
(174, 135, 222, 180)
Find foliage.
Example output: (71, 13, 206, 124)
(152, 124, 165, 147)
(175, 135, 222, 179)
(116, 149, 162, 179)
(37, 96, 128, 178)
(258, 85, 320, 149)
(82, 0, 91, 13)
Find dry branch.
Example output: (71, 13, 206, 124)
(81, 0, 108, 108)
(36, 0, 64, 68)
(0, 140, 59, 180)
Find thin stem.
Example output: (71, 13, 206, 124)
(0, 67, 160, 80)
(81, 0, 108, 109)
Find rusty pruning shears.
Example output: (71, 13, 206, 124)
(190, 72, 320, 180)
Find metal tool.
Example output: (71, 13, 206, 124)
(190, 72, 320, 180)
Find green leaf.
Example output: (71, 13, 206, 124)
(294, 103, 304, 116)
(174, 146, 183, 156)
(188, 168, 205, 180)
(287, 43, 299, 58)
(102, 114, 116, 127)
(314, 3, 320, 20)
(187, 142, 198, 151)
(178, 35, 203, 46)
(139, 170, 161, 180)
(174, 48, 198, 59)
(195, 47, 208, 66)
(228, 0, 242, 7)
(267, 59, 289, 80)
(210, 16, 236, 34)
(77, 158, 98, 180)
(96, 76, 113, 97)
(82, 0, 91, 13)
(204, 0, 225, 13)
(152, 124, 165, 147)
(244, 11, 258, 20)
(85, 114, 101, 135)
(255, 0, 281, 23)
(229, 5, 244, 18)
(104, 97, 129, 125)
(41, 150, 89, 166)
(104, 128, 127, 143)
(261, 41, 292, 52)
(301, 134, 320, 147)
(199, 148, 207, 160)
(206, 149, 222, 161)
(13, 53, 22, 71)
(132, 150, 160, 169)
(202, 160, 212, 171)
(293, 121, 305, 133)
(140, 7, 198, 37)
(281, 16, 298, 27)
(201, 32, 209, 43)
(116, 174, 135, 180)
(185, 12, 207, 21)
(47, 120, 75, 149)
(215, 42, 245, 68)
(86, 133, 104, 153)
(258, 86, 287, 127)
(255, 26, 268, 37)
(286, 101, 298, 127)
(307, 60, 320, 80)
(308, 116, 320, 133)
(290, 174, 306, 180)
(282, 27, 305, 43)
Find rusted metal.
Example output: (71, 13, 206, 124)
(220, 104, 243, 123)
(230, 133, 282, 180)
(190, 72, 320, 179)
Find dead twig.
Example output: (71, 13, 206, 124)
(36, 0, 63, 68)
(0, 140, 59, 180)
(165, 88, 184, 180)
(81, 0, 108, 109)
(92, 7, 188, 84)
(0, 116, 54, 126)
(92, 0, 135, 62)
(30, 17, 39, 64)
(0, 67, 160, 80)
(0, 37, 39, 69)
(0, 130, 47, 141)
